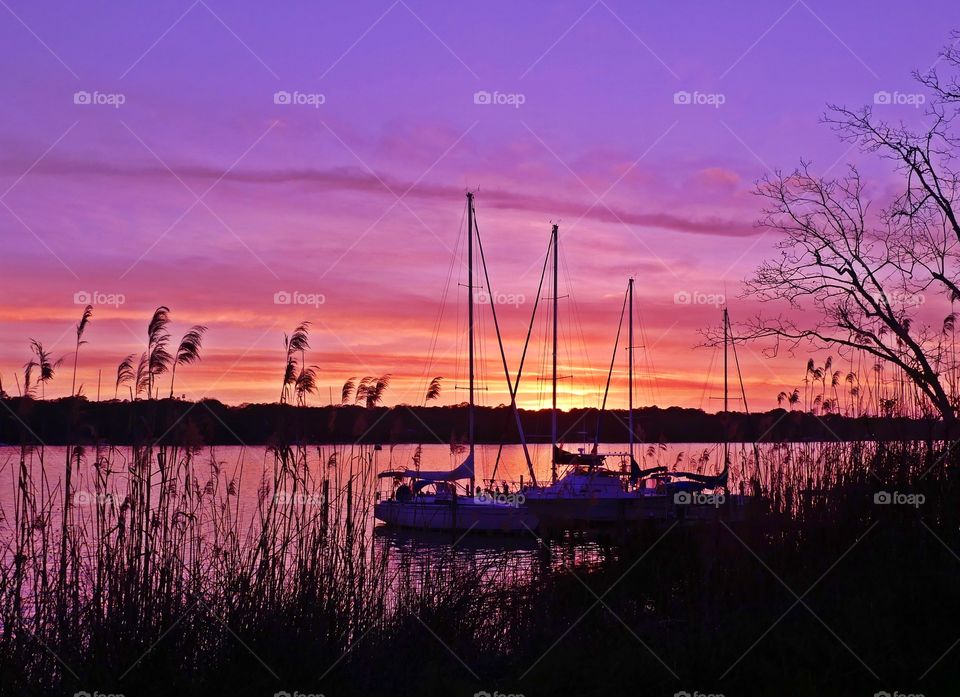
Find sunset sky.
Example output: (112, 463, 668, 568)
(0, 1, 953, 410)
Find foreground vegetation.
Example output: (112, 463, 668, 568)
(0, 437, 958, 696)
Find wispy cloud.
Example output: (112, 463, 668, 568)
(3, 156, 757, 238)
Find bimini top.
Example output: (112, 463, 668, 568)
(554, 445, 605, 468)
(378, 453, 475, 482)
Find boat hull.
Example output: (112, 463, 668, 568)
(524, 494, 671, 527)
(374, 499, 539, 533)
(525, 493, 755, 528)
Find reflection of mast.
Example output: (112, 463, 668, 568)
(551, 223, 559, 484)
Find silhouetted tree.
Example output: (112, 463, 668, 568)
(730, 32, 960, 427)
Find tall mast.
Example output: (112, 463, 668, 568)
(551, 223, 559, 484)
(467, 192, 476, 464)
(723, 306, 729, 467)
(628, 278, 635, 465)
(723, 306, 729, 413)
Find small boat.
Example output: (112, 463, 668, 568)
(374, 192, 538, 534)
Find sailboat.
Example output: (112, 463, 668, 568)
(523, 263, 673, 527)
(373, 193, 539, 533)
(523, 231, 738, 528)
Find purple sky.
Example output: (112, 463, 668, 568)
(0, 1, 954, 409)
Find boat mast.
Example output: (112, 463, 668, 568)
(723, 305, 729, 467)
(551, 223, 559, 484)
(724, 306, 729, 412)
(628, 277, 635, 466)
(467, 193, 476, 480)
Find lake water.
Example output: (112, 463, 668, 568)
(0, 439, 863, 596)
(0, 441, 741, 519)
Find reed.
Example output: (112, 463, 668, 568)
(0, 440, 394, 694)
(0, 438, 957, 696)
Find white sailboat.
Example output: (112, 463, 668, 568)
(373, 192, 539, 534)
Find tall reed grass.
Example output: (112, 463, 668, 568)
(0, 438, 957, 696)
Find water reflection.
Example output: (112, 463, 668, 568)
(373, 522, 630, 590)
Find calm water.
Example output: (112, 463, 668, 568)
(0, 441, 738, 518)
(4, 442, 717, 579)
(0, 440, 835, 587)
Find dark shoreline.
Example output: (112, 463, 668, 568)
(0, 396, 946, 446)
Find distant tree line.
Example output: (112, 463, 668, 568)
(0, 397, 945, 446)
